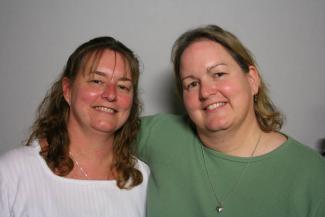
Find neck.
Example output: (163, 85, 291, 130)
(198, 120, 263, 157)
(69, 139, 114, 165)
(67, 120, 115, 155)
(68, 133, 115, 180)
(66, 123, 116, 179)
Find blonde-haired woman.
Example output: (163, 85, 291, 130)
(137, 25, 325, 217)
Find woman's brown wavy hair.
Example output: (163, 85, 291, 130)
(26, 36, 143, 189)
(171, 25, 283, 132)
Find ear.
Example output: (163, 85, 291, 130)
(246, 66, 260, 96)
(62, 77, 72, 105)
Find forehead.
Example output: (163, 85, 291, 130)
(180, 40, 235, 71)
(82, 49, 132, 78)
(182, 39, 230, 60)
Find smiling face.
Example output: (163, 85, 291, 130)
(63, 49, 133, 137)
(180, 39, 259, 137)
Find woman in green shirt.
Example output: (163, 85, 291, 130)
(137, 25, 325, 217)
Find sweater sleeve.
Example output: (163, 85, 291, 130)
(136, 115, 157, 162)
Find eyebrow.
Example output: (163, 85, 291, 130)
(119, 77, 132, 82)
(207, 63, 227, 72)
(181, 63, 227, 81)
(92, 71, 106, 77)
(92, 70, 132, 81)
(181, 75, 197, 82)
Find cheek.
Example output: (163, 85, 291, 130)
(221, 84, 236, 96)
(220, 81, 243, 97)
(222, 81, 252, 107)
(183, 92, 199, 110)
(75, 88, 100, 103)
(118, 93, 133, 110)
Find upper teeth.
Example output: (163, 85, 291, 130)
(207, 102, 225, 110)
(95, 106, 115, 113)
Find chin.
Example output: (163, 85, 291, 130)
(204, 120, 231, 132)
(92, 123, 118, 133)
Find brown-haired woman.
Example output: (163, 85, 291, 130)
(137, 25, 325, 217)
(0, 36, 149, 217)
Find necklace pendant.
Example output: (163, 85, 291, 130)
(216, 206, 223, 213)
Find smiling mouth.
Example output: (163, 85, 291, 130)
(205, 102, 226, 111)
(94, 106, 116, 113)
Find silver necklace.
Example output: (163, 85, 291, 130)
(69, 152, 89, 178)
(200, 134, 262, 213)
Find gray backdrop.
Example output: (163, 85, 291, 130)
(1, 0, 324, 154)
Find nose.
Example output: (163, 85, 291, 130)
(199, 80, 215, 101)
(102, 83, 117, 102)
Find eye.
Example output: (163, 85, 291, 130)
(184, 81, 200, 90)
(89, 79, 103, 84)
(117, 83, 132, 92)
(213, 72, 226, 78)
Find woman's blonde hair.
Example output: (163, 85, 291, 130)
(171, 25, 283, 132)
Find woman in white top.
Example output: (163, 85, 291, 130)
(0, 36, 149, 217)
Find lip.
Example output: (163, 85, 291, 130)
(93, 106, 117, 113)
(203, 102, 227, 111)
